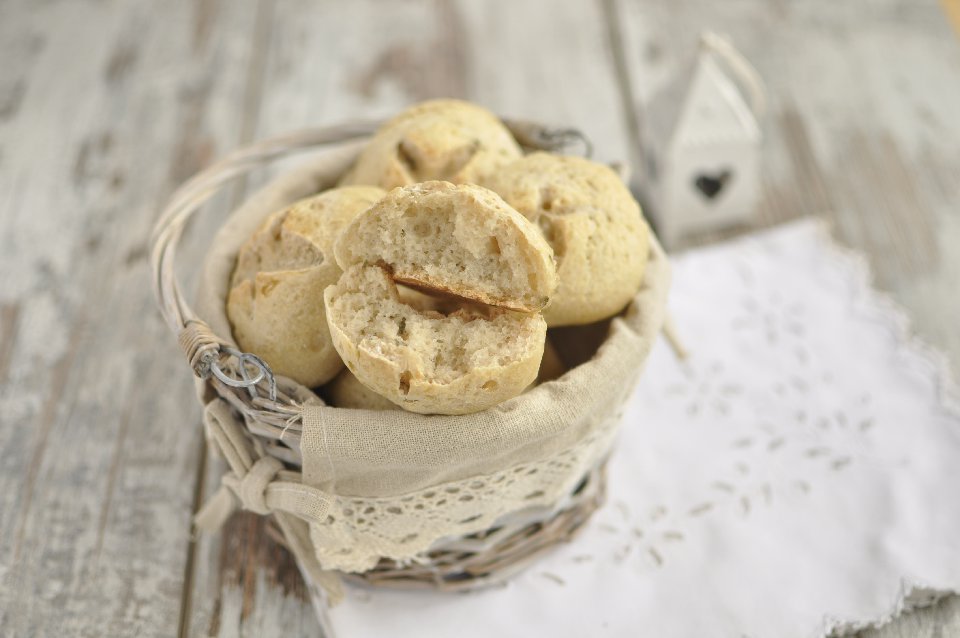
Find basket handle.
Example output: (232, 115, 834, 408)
(150, 119, 590, 389)
(150, 122, 385, 393)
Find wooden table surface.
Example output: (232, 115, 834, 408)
(1, 1, 958, 636)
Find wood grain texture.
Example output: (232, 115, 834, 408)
(453, 0, 633, 164)
(2, 0, 957, 636)
(0, 0, 261, 635)
(610, 0, 960, 366)
(608, 1, 960, 636)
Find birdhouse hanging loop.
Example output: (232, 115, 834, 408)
(699, 32, 767, 120)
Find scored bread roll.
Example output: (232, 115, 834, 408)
(231, 186, 385, 286)
(325, 182, 555, 415)
(335, 181, 557, 313)
(227, 186, 386, 387)
(339, 99, 522, 190)
(483, 153, 651, 326)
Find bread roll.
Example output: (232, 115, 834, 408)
(325, 182, 555, 415)
(329, 329, 566, 409)
(325, 265, 546, 415)
(335, 181, 557, 313)
(340, 99, 522, 190)
(325, 369, 400, 410)
(537, 337, 566, 384)
(483, 153, 651, 326)
(226, 186, 385, 387)
(326, 277, 531, 411)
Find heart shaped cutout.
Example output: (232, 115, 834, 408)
(694, 169, 733, 201)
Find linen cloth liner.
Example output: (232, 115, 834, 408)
(194, 142, 670, 571)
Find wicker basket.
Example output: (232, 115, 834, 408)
(150, 119, 670, 602)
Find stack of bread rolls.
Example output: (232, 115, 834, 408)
(226, 99, 651, 415)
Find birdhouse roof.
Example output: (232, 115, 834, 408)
(645, 47, 761, 151)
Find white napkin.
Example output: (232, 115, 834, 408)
(326, 220, 960, 637)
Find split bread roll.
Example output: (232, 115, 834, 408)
(483, 153, 651, 326)
(326, 334, 567, 411)
(325, 266, 546, 415)
(325, 181, 556, 415)
(226, 186, 386, 387)
(339, 99, 522, 190)
(334, 181, 557, 312)
(324, 283, 480, 411)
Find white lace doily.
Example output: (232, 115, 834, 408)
(325, 220, 960, 637)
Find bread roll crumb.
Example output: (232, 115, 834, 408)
(325, 264, 545, 415)
(335, 181, 557, 312)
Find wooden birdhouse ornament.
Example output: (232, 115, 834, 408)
(643, 32, 766, 245)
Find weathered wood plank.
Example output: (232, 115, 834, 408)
(858, 597, 960, 638)
(611, 0, 960, 349)
(0, 1, 261, 635)
(5, 0, 953, 636)
(185, 1, 639, 635)
(454, 0, 634, 164)
(608, 1, 960, 636)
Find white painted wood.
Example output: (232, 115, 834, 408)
(0, 0, 261, 635)
(453, 0, 634, 164)
(3, 1, 957, 636)
(613, 0, 960, 354)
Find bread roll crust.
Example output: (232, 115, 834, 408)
(325, 368, 400, 411)
(226, 186, 386, 386)
(228, 264, 344, 386)
(483, 153, 651, 326)
(340, 99, 522, 190)
(335, 181, 557, 313)
(324, 265, 546, 415)
(536, 336, 566, 384)
(327, 181, 556, 415)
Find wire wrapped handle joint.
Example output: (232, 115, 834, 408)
(177, 319, 277, 401)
